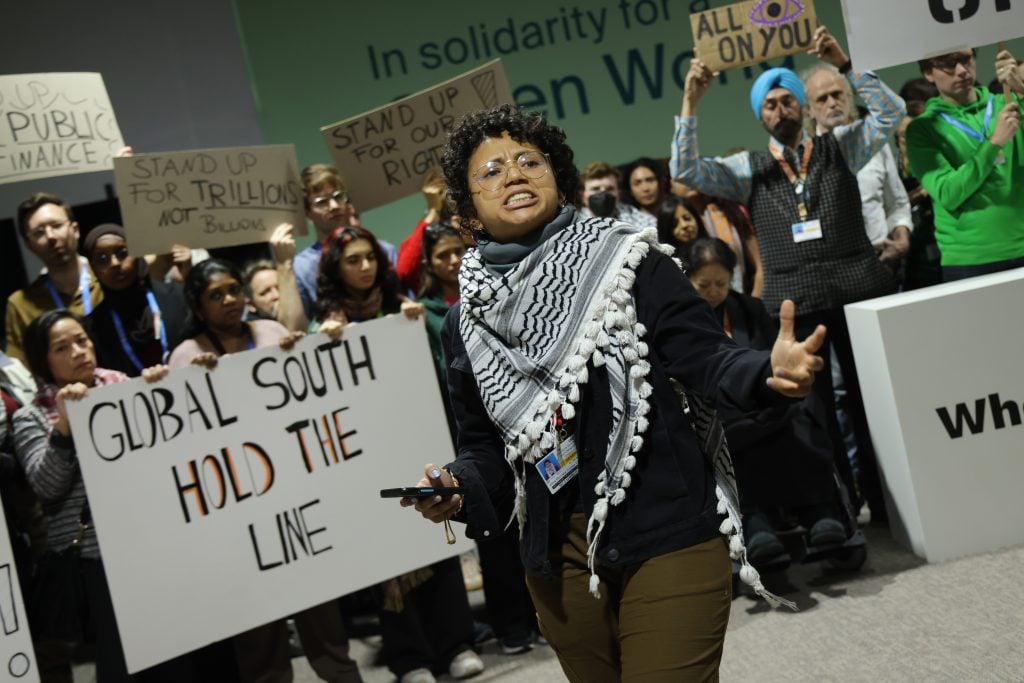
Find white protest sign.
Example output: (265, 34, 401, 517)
(0, 501, 38, 682)
(0, 72, 124, 185)
(67, 316, 470, 672)
(113, 145, 307, 256)
(321, 59, 513, 211)
(847, 270, 1024, 563)
(841, 0, 1024, 72)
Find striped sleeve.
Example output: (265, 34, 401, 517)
(833, 71, 906, 173)
(670, 116, 753, 204)
(12, 406, 79, 502)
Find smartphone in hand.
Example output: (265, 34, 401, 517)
(380, 486, 463, 499)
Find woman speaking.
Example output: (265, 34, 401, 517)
(404, 104, 827, 681)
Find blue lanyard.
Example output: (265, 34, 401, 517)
(940, 94, 994, 142)
(110, 290, 168, 371)
(45, 266, 93, 315)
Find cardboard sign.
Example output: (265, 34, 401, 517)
(66, 316, 471, 672)
(690, 0, 818, 72)
(0, 72, 124, 185)
(846, 270, 1024, 563)
(0, 501, 39, 682)
(113, 145, 307, 256)
(842, 0, 1024, 72)
(321, 60, 513, 211)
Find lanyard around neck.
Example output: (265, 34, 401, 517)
(109, 289, 168, 372)
(939, 94, 994, 143)
(46, 265, 93, 315)
(769, 138, 814, 220)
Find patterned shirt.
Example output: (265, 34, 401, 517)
(670, 71, 905, 203)
(671, 71, 905, 315)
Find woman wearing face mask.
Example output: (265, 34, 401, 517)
(311, 226, 424, 330)
(687, 238, 850, 568)
(83, 224, 189, 377)
(655, 196, 707, 268)
(13, 310, 195, 682)
(402, 104, 829, 681)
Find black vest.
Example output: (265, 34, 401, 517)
(749, 134, 896, 315)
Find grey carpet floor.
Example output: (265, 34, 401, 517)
(75, 525, 1024, 682)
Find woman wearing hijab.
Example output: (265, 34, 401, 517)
(84, 224, 189, 377)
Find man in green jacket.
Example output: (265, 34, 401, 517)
(906, 47, 1024, 281)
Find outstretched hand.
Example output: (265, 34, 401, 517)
(400, 464, 462, 523)
(768, 300, 826, 397)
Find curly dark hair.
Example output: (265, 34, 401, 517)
(314, 225, 402, 321)
(441, 103, 579, 223)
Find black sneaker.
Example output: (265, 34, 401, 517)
(807, 517, 847, 547)
(745, 530, 787, 566)
(500, 636, 533, 655)
(472, 621, 494, 646)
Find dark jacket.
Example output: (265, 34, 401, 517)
(714, 291, 835, 510)
(443, 250, 786, 576)
(88, 278, 188, 377)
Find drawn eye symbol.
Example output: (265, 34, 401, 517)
(749, 0, 805, 27)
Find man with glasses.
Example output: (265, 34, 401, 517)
(905, 47, 1024, 281)
(294, 164, 399, 318)
(4, 192, 104, 363)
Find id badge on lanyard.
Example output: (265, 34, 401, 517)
(536, 432, 579, 495)
(771, 139, 824, 243)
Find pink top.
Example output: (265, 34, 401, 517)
(167, 319, 288, 369)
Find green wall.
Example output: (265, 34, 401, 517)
(233, 0, 1020, 247)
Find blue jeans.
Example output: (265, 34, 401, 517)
(942, 256, 1024, 282)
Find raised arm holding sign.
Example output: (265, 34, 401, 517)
(672, 25, 905, 532)
(689, 0, 818, 73)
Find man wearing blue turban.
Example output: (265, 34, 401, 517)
(669, 25, 905, 536)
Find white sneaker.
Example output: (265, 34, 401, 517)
(449, 649, 485, 679)
(400, 668, 436, 683)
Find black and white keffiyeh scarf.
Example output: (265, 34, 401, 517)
(459, 210, 793, 608)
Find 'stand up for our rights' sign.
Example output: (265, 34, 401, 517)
(321, 59, 513, 211)
(66, 316, 470, 673)
(113, 145, 307, 256)
(690, 0, 818, 72)
(0, 72, 125, 185)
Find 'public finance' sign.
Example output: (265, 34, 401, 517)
(321, 60, 513, 211)
(113, 145, 307, 256)
(0, 73, 124, 185)
(691, 0, 819, 72)
(67, 317, 470, 672)
(842, 0, 1024, 72)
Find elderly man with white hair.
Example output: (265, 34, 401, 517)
(803, 64, 913, 269)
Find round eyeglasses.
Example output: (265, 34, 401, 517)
(472, 151, 551, 192)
